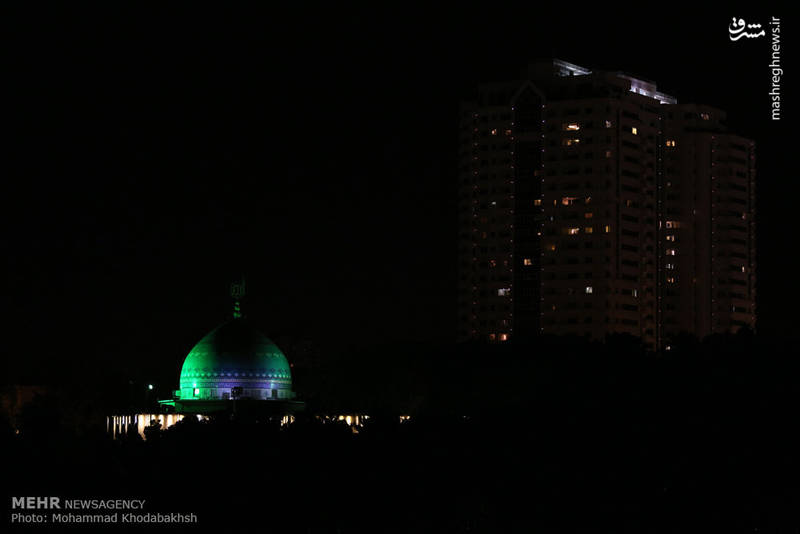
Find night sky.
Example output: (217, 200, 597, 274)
(4, 6, 792, 383)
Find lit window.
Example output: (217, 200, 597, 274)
(498, 288, 511, 296)
(665, 263, 675, 270)
(584, 227, 593, 233)
(741, 266, 746, 273)
(665, 221, 681, 229)
(489, 259, 497, 267)
(523, 258, 532, 266)
(193, 388, 200, 397)
(533, 199, 542, 206)
(666, 277, 676, 284)
(563, 138, 580, 146)
(585, 196, 592, 204)
(666, 235, 675, 241)
(504, 129, 512, 136)
(604, 225, 611, 233)
(499, 333, 508, 341)
(548, 244, 557, 251)
(584, 212, 593, 218)
(666, 249, 676, 256)
(700, 113, 710, 120)
(665, 139, 677, 147)
(566, 227, 580, 235)
(604, 120, 612, 128)
(631, 127, 638, 135)
(564, 123, 580, 131)
(490, 129, 497, 135)
(585, 286, 593, 294)
(632, 289, 638, 297)
(489, 333, 496, 341)
(561, 196, 577, 206)
(605, 150, 612, 158)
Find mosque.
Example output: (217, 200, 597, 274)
(157, 317, 304, 415)
(107, 281, 307, 438)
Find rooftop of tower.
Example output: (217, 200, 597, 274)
(530, 58, 678, 105)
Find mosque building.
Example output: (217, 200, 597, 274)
(158, 317, 303, 414)
(107, 281, 305, 438)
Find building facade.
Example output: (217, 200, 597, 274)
(457, 60, 756, 348)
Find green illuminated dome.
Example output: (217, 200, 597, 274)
(178, 319, 295, 401)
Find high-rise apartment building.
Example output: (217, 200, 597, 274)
(456, 60, 756, 348)
(661, 106, 757, 340)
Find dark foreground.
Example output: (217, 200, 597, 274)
(3, 332, 799, 532)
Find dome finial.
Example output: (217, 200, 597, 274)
(230, 276, 246, 319)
